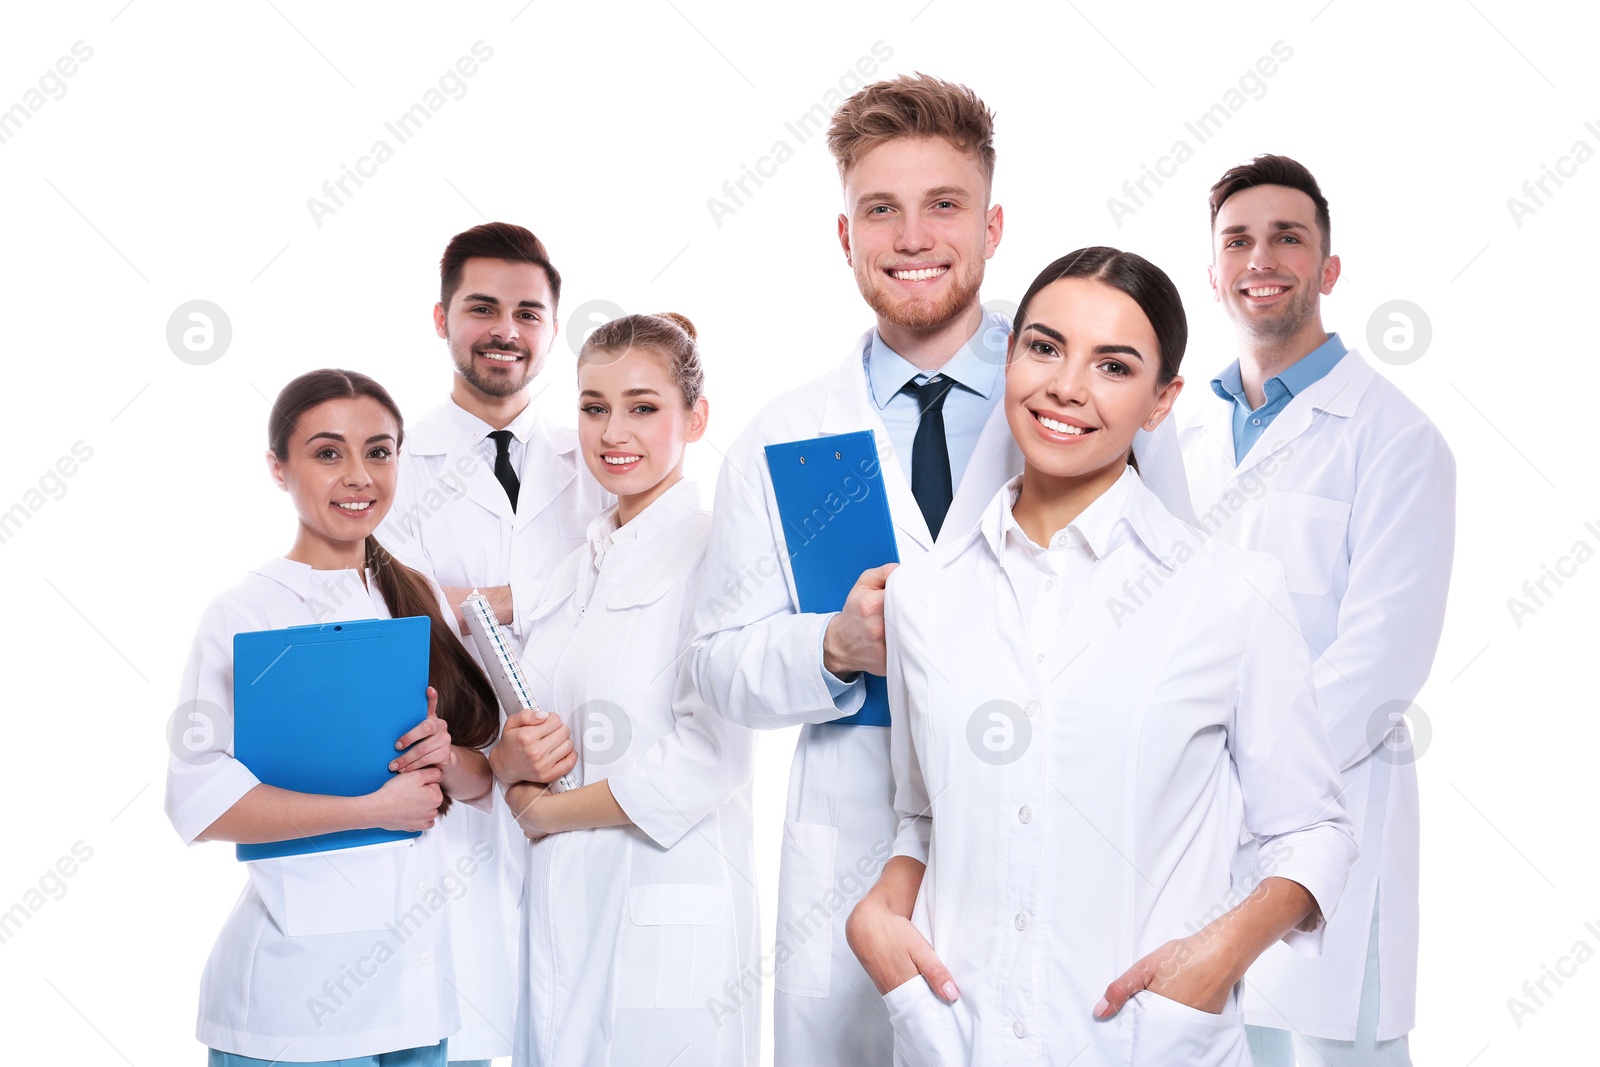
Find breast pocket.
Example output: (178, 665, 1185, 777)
(615, 882, 733, 1011)
(1260, 490, 1350, 597)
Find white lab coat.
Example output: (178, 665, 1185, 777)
(687, 318, 1025, 1067)
(377, 400, 612, 1059)
(883, 471, 1357, 1067)
(512, 480, 759, 1067)
(1175, 347, 1455, 1041)
(164, 558, 474, 1061)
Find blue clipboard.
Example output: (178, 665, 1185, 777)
(232, 615, 430, 861)
(765, 430, 899, 727)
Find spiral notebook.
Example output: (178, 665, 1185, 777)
(462, 592, 581, 792)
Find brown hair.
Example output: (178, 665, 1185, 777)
(579, 313, 705, 408)
(439, 221, 563, 311)
(1208, 154, 1331, 256)
(268, 370, 500, 811)
(826, 73, 996, 190)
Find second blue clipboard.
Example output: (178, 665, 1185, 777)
(232, 615, 430, 861)
(764, 430, 899, 727)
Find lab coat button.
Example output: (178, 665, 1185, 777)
(1018, 805, 1033, 824)
(1034, 653, 1044, 664)
(1014, 912, 1029, 931)
(418, 952, 432, 966)
(418, 881, 429, 892)
(1044, 578, 1056, 592)
(1013, 1020, 1027, 1038)
(1024, 700, 1039, 717)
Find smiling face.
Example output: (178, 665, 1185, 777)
(837, 136, 1001, 332)
(578, 347, 708, 523)
(1209, 184, 1340, 351)
(1005, 277, 1182, 488)
(268, 396, 400, 566)
(434, 257, 559, 400)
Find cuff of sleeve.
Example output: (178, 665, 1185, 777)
(609, 773, 687, 850)
(1268, 830, 1359, 957)
(460, 782, 496, 815)
(168, 759, 262, 845)
(890, 814, 930, 866)
(815, 614, 867, 715)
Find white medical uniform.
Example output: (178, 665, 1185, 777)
(688, 319, 1024, 1066)
(165, 558, 473, 1062)
(1176, 347, 1455, 1042)
(512, 480, 758, 1066)
(377, 399, 611, 1060)
(883, 470, 1357, 1067)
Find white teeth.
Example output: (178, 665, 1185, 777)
(480, 351, 519, 362)
(1245, 286, 1286, 297)
(603, 455, 641, 465)
(1037, 414, 1090, 435)
(336, 501, 372, 511)
(890, 266, 948, 281)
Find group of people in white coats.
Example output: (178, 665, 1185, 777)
(164, 71, 1454, 1067)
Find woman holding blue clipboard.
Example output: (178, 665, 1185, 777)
(164, 369, 503, 1066)
(493, 313, 758, 1067)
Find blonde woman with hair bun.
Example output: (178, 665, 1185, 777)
(490, 313, 758, 1066)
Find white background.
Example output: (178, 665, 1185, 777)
(2, 1, 1596, 1064)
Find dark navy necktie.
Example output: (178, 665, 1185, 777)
(487, 430, 520, 511)
(902, 375, 956, 538)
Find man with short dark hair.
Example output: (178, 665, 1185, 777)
(377, 221, 610, 1066)
(1180, 155, 1455, 1066)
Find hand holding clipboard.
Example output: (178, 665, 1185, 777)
(764, 430, 900, 727)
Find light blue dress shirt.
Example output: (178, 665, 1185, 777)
(823, 310, 1010, 703)
(1210, 332, 1346, 464)
(866, 311, 1008, 489)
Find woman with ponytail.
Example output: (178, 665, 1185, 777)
(164, 368, 498, 1066)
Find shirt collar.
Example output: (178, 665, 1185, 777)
(866, 310, 1007, 410)
(587, 478, 701, 556)
(984, 465, 1141, 562)
(446, 397, 540, 444)
(1210, 332, 1347, 405)
(252, 556, 375, 603)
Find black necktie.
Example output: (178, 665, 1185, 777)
(487, 430, 520, 511)
(902, 375, 956, 538)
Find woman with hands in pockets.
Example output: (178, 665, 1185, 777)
(165, 369, 501, 1066)
(490, 313, 758, 1067)
(845, 249, 1358, 1067)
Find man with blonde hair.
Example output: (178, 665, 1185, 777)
(690, 74, 1020, 1065)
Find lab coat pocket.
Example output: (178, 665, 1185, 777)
(605, 579, 679, 611)
(274, 847, 401, 936)
(1261, 491, 1350, 597)
(1128, 990, 1248, 1067)
(773, 820, 839, 998)
(884, 975, 962, 1067)
(616, 882, 731, 1011)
